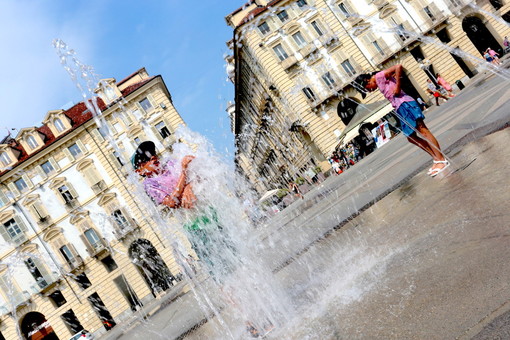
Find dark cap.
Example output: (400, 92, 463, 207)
(131, 141, 156, 169)
(352, 73, 376, 99)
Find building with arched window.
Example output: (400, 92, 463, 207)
(225, 0, 510, 194)
(0, 68, 189, 340)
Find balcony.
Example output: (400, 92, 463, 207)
(38, 275, 61, 295)
(319, 34, 341, 50)
(421, 10, 448, 31)
(280, 55, 298, 70)
(298, 44, 317, 59)
(0, 291, 32, 314)
(91, 180, 108, 195)
(112, 219, 140, 240)
(86, 241, 110, 259)
(372, 0, 389, 9)
(64, 255, 84, 273)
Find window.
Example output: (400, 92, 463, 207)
(58, 185, 75, 203)
(41, 160, 55, 175)
(75, 273, 92, 290)
(54, 118, 66, 132)
(14, 178, 28, 193)
(85, 229, 102, 249)
(322, 72, 337, 88)
(113, 151, 124, 166)
(0, 152, 11, 167)
(302, 87, 316, 101)
(4, 218, 22, 239)
(112, 209, 130, 230)
(49, 290, 67, 307)
(341, 59, 356, 77)
(101, 255, 118, 272)
(155, 121, 171, 139)
(27, 135, 38, 149)
(292, 32, 307, 48)
(390, 19, 409, 41)
(273, 44, 289, 61)
(277, 10, 289, 23)
(373, 41, 384, 55)
(97, 127, 108, 140)
(258, 22, 270, 35)
(1, 217, 27, 244)
(25, 257, 48, 289)
(436, 28, 451, 43)
(424, 6, 436, 20)
(448, 0, 462, 6)
(139, 97, 153, 112)
(134, 137, 142, 145)
(338, 3, 352, 17)
(61, 309, 83, 334)
(311, 20, 324, 36)
(68, 143, 82, 158)
(297, 0, 308, 8)
(60, 245, 77, 265)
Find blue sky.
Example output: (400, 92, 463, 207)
(0, 0, 243, 160)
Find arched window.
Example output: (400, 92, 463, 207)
(26, 135, 38, 149)
(54, 118, 65, 132)
(0, 152, 11, 167)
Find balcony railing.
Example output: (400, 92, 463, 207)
(112, 219, 140, 240)
(421, 10, 448, 30)
(86, 241, 110, 259)
(65, 255, 84, 272)
(280, 55, 298, 70)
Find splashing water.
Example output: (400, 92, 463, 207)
(53, 39, 290, 338)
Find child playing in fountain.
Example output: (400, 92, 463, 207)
(353, 64, 449, 177)
(132, 141, 273, 337)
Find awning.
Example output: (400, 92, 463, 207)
(258, 189, 280, 203)
(337, 100, 394, 146)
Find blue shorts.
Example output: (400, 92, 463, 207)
(396, 101, 425, 137)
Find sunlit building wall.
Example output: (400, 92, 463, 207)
(0, 68, 186, 340)
(225, 0, 509, 194)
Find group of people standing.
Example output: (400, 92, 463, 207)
(484, 47, 501, 65)
(328, 144, 360, 175)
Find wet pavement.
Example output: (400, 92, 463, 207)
(103, 68, 510, 339)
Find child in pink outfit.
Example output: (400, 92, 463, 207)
(436, 73, 455, 97)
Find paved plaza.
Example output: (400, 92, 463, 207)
(103, 66, 510, 339)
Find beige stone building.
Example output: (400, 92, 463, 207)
(225, 0, 510, 194)
(0, 68, 187, 339)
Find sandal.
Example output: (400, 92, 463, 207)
(429, 160, 450, 177)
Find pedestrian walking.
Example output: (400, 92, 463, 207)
(288, 181, 304, 199)
(504, 36, 510, 53)
(436, 73, 455, 97)
(426, 79, 449, 106)
(416, 97, 428, 112)
(353, 64, 450, 177)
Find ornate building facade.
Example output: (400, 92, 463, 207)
(0, 68, 186, 339)
(225, 0, 510, 194)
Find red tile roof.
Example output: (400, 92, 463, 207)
(238, 0, 284, 27)
(0, 75, 157, 176)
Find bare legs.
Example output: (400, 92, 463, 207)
(407, 120, 447, 171)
